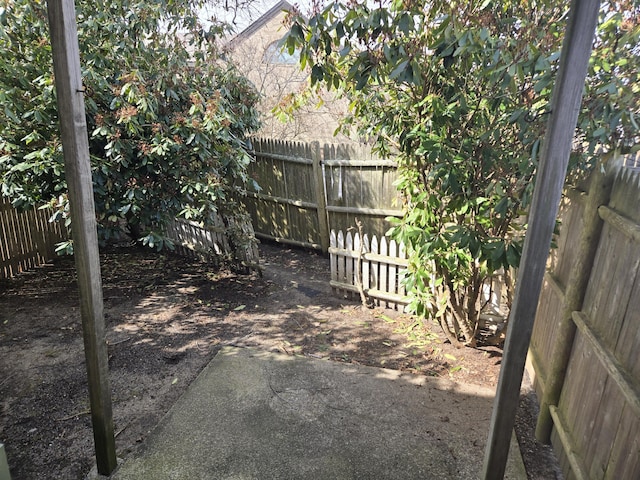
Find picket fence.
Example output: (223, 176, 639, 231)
(329, 228, 509, 317)
(165, 215, 260, 270)
(166, 217, 231, 259)
(329, 229, 408, 310)
(1, 196, 258, 278)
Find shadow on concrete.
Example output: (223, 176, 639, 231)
(111, 346, 526, 480)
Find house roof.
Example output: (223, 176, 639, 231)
(229, 0, 295, 47)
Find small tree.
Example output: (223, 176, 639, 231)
(286, 0, 639, 345)
(0, 0, 260, 251)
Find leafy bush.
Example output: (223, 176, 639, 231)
(286, 0, 639, 345)
(0, 0, 260, 249)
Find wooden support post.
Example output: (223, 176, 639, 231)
(312, 141, 330, 253)
(481, 0, 600, 478)
(46, 0, 117, 475)
(535, 154, 620, 443)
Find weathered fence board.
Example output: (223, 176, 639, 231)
(605, 403, 640, 479)
(0, 198, 67, 279)
(529, 275, 562, 382)
(329, 228, 506, 314)
(529, 155, 640, 480)
(244, 139, 403, 252)
(554, 190, 588, 287)
(165, 214, 260, 270)
(329, 230, 409, 310)
(245, 138, 325, 250)
(323, 143, 401, 237)
(584, 220, 640, 348)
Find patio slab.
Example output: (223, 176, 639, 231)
(110, 346, 526, 479)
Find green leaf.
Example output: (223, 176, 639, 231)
(398, 13, 413, 35)
(311, 64, 324, 83)
(490, 241, 505, 261)
(389, 60, 409, 80)
(4, 107, 19, 123)
(494, 197, 508, 216)
(506, 243, 520, 268)
(508, 109, 523, 123)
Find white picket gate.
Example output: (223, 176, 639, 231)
(329, 229, 409, 310)
(166, 216, 230, 258)
(329, 229, 509, 317)
(166, 214, 260, 270)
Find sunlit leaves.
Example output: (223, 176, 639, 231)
(286, 0, 639, 344)
(0, 0, 260, 247)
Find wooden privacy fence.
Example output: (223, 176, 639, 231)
(0, 198, 66, 279)
(528, 153, 640, 480)
(1, 198, 259, 278)
(244, 138, 403, 252)
(329, 229, 408, 310)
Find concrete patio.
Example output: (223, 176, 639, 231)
(109, 346, 526, 479)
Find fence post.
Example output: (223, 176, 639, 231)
(311, 141, 330, 253)
(482, 1, 600, 475)
(535, 153, 621, 443)
(46, 0, 117, 474)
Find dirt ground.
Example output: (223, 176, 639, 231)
(0, 242, 561, 479)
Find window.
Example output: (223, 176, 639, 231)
(264, 40, 300, 64)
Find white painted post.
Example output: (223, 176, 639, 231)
(362, 234, 371, 293)
(337, 230, 345, 296)
(330, 230, 338, 294)
(379, 237, 389, 308)
(388, 239, 398, 310)
(398, 242, 407, 300)
(370, 235, 380, 307)
(346, 231, 354, 297)
(354, 231, 361, 293)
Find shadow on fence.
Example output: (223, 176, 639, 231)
(0, 198, 67, 279)
(244, 139, 403, 253)
(529, 153, 640, 479)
